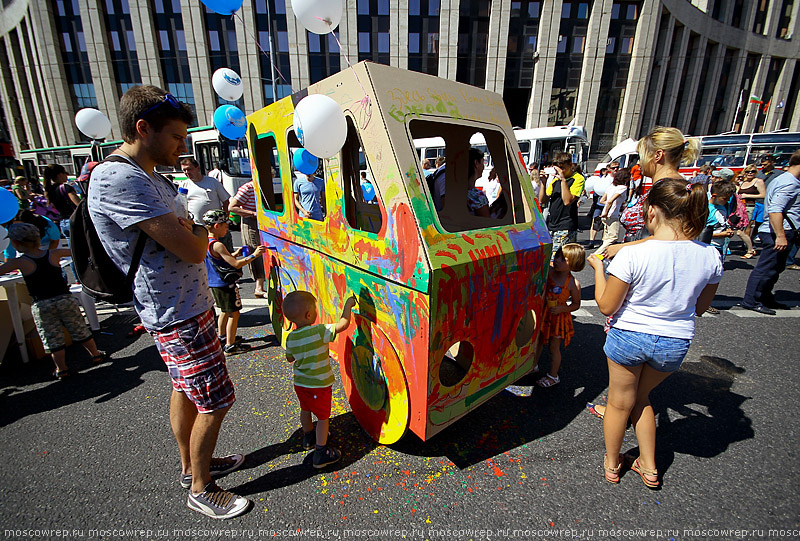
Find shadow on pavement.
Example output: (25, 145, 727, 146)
(390, 319, 610, 468)
(231, 412, 376, 495)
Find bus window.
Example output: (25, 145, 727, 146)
(696, 146, 747, 168)
(341, 116, 383, 234)
(225, 140, 251, 177)
(73, 155, 89, 176)
(749, 145, 799, 167)
(409, 119, 531, 233)
(195, 142, 220, 174)
(23, 159, 37, 180)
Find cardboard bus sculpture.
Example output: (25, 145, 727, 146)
(246, 62, 552, 444)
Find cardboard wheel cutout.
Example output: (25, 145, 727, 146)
(267, 262, 297, 347)
(342, 316, 409, 444)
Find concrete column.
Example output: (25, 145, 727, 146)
(6, 28, 42, 148)
(762, 0, 782, 36)
(285, 0, 309, 89)
(574, 0, 613, 139)
(741, 55, 770, 132)
(128, 2, 163, 85)
(14, 20, 54, 148)
(485, 0, 512, 92)
(234, 0, 264, 112)
(676, 35, 707, 131)
(640, 14, 675, 133)
(657, 24, 690, 125)
(764, 58, 796, 131)
(616, 0, 661, 142)
(525, 0, 563, 128)
(691, 0, 710, 12)
(180, 0, 215, 127)
(77, 0, 121, 139)
(391, 3, 409, 69)
(27, 1, 74, 145)
(694, 42, 726, 134)
(340, 0, 358, 70)
(438, 0, 460, 81)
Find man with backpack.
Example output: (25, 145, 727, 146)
(86, 86, 250, 519)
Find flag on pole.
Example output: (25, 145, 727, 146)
(762, 98, 771, 113)
(749, 95, 763, 105)
(777, 99, 785, 109)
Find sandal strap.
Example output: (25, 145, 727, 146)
(633, 458, 658, 476)
(604, 454, 622, 474)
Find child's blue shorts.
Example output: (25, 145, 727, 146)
(604, 327, 690, 373)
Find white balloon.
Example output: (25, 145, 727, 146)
(0, 225, 8, 253)
(291, 0, 343, 35)
(212, 68, 244, 102)
(75, 108, 112, 139)
(292, 94, 347, 159)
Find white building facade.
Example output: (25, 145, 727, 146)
(0, 0, 798, 158)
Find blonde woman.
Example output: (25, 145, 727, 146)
(737, 164, 765, 258)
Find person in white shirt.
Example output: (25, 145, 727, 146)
(179, 157, 233, 250)
(588, 162, 617, 248)
(594, 167, 630, 255)
(587, 127, 714, 490)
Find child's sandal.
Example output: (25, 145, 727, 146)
(604, 453, 622, 484)
(631, 458, 660, 488)
(535, 374, 560, 388)
(53, 369, 71, 380)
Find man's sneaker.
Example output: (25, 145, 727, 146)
(302, 430, 316, 450)
(220, 334, 244, 345)
(187, 482, 251, 519)
(312, 446, 342, 469)
(224, 343, 251, 355)
(179, 453, 245, 489)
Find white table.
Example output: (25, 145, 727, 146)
(0, 273, 29, 364)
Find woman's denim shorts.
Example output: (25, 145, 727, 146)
(604, 327, 691, 373)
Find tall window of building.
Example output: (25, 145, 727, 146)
(776, 0, 794, 39)
(54, 0, 97, 113)
(731, 53, 760, 131)
(590, 0, 638, 154)
(103, 0, 142, 96)
(754, 57, 786, 133)
(308, 31, 340, 83)
(752, 0, 770, 34)
(357, 0, 391, 65)
(730, 0, 746, 28)
(153, 0, 196, 124)
(456, 0, 491, 87)
(408, 0, 440, 76)
(204, 6, 241, 106)
(503, 1, 540, 126)
(550, 1, 593, 125)
(780, 63, 800, 129)
(255, 0, 292, 103)
(705, 47, 737, 135)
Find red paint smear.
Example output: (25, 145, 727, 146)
(435, 250, 458, 261)
(446, 243, 463, 254)
(394, 203, 419, 281)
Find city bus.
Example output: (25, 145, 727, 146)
(594, 131, 800, 178)
(17, 126, 261, 198)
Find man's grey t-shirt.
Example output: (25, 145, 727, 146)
(293, 175, 325, 221)
(88, 158, 213, 331)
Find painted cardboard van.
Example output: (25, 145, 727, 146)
(245, 61, 551, 444)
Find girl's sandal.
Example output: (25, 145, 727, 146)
(91, 351, 109, 364)
(742, 250, 756, 259)
(53, 369, 71, 380)
(631, 458, 660, 489)
(604, 453, 622, 484)
(586, 402, 605, 419)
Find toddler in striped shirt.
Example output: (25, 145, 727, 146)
(283, 291, 356, 469)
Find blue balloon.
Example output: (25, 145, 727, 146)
(360, 181, 375, 202)
(200, 0, 243, 15)
(293, 148, 319, 175)
(0, 187, 20, 224)
(214, 105, 247, 140)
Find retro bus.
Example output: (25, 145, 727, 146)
(247, 61, 551, 444)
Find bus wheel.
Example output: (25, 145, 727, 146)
(342, 318, 409, 444)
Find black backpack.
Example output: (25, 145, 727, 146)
(70, 155, 148, 304)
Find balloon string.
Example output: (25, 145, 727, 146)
(324, 21, 372, 129)
(233, 12, 297, 96)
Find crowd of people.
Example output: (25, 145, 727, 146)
(2, 81, 799, 518)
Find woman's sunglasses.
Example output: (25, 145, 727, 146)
(138, 94, 180, 120)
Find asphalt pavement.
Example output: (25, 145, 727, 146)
(1, 225, 799, 541)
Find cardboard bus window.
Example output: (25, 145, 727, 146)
(249, 126, 282, 213)
(340, 116, 384, 234)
